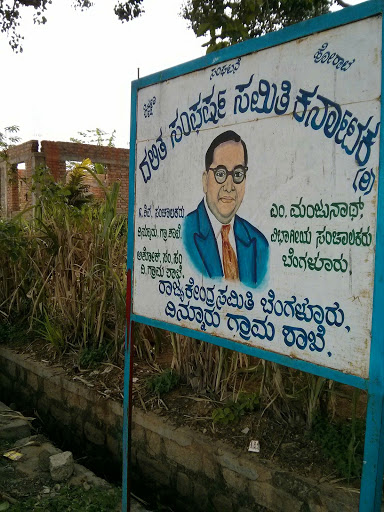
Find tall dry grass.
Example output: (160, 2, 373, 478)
(0, 164, 127, 359)
(168, 333, 340, 427)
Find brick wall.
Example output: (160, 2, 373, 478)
(0, 140, 129, 216)
(0, 140, 40, 215)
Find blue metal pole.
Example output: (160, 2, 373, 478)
(359, 12, 384, 509)
(359, 389, 384, 511)
(122, 270, 134, 512)
(122, 77, 139, 512)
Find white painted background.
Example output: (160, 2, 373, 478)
(133, 16, 382, 379)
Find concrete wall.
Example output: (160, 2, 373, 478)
(0, 346, 365, 512)
(0, 140, 129, 216)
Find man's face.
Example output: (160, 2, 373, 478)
(202, 140, 246, 224)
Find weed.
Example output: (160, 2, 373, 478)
(309, 414, 365, 480)
(212, 392, 260, 425)
(79, 346, 109, 368)
(0, 322, 28, 344)
(34, 310, 65, 352)
(146, 369, 180, 397)
(9, 485, 121, 511)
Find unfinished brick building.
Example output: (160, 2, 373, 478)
(0, 140, 130, 217)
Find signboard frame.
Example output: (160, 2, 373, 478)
(123, 2, 384, 510)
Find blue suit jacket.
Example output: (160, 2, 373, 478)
(183, 200, 269, 288)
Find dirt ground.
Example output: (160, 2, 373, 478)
(0, 402, 130, 511)
(0, 434, 52, 504)
(8, 337, 367, 492)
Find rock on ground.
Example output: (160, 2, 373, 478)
(0, 401, 149, 511)
(49, 451, 74, 482)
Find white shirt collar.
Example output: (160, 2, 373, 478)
(204, 197, 235, 239)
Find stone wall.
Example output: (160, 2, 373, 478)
(0, 346, 366, 512)
(0, 140, 129, 217)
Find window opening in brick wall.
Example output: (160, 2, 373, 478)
(66, 161, 82, 174)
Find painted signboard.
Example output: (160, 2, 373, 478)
(123, 5, 384, 511)
(132, 15, 381, 380)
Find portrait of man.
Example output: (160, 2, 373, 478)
(183, 130, 269, 288)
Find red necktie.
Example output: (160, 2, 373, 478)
(221, 224, 239, 281)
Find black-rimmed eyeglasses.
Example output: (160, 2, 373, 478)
(209, 165, 248, 184)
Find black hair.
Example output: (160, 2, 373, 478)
(205, 130, 248, 171)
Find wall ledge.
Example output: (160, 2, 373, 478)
(0, 345, 366, 512)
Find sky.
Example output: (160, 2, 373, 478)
(0, 0, 207, 148)
(1, 0, 362, 149)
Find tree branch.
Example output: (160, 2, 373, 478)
(333, 0, 351, 7)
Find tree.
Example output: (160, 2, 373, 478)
(0, 125, 21, 161)
(70, 128, 116, 148)
(69, 128, 116, 175)
(182, 0, 351, 53)
(2, 0, 352, 54)
(1, 0, 144, 52)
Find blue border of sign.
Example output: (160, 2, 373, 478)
(123, 2, 384, 511)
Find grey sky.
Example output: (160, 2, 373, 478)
(1, 0, 361, 148)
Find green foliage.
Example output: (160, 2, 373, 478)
(0, 1, 51, 53)
(0, 162, 127, 360)
(0, 322, 28, 344)
(146, 369, 180, 396)
(32, 162, 93, 214)
(1, 1, 145, 52)
(70, 128, 116, 147)
(2, 0, 349, 54)
(212, 392, 260, 425)
(0, 218, 27, 261)
(0, 126, 20, 160)
(0, 217, 35, 320)
(79, 345, 109, 368)
(8, 484, 121, 511)
(114, 0, 144, 21)
(64, 165, 93, 208)
(34, 308, 66, 351)
(310, 414, 365, 479)
(182, 0, 333, 53)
